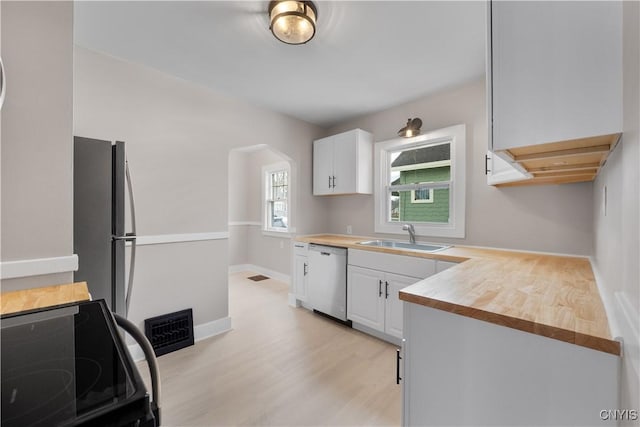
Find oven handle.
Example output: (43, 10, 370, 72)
(114, 313, 161, 425)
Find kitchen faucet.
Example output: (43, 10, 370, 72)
(402, 224, 416, 244)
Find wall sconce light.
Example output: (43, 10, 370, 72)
(398, 118, 423, 138)
(269, 1, 317, 45)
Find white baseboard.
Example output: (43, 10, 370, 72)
(614, 292, 640, 379)
(352, 321, 402, 346)
(228, 264, 290, 285)
(127, 316, 232, 362)
(1, 255, 78, 280)
(228, 221, 261, 227)
(288, 293, 300, 307)
(228, 264, 253, 274)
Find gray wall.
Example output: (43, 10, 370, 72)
(228, 147, 294, 277)
(1, 1, 74, 290)
(593, 0, 640, 420)
(74, 47, 327, 331)
(325, 79, 594, 256)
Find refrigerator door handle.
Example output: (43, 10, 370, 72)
(124, 160, 137, 317)
(112, 235, 137, 241)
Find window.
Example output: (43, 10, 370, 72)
(263, 162, 291, 234)
(375, 124, 466, 238)
(411, 187, 434, 204)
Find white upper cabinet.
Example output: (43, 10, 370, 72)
(489, 0, 622, 151)
(485, 150, 529, 186)
(313, 129, 373, 195)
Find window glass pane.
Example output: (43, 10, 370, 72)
(389, 188, 449, 223)
(267, 169, 288, 230)
(390, 142, 451, 186)
(270, 200, 288, 229)
(414, 188, 430, 200)
(388, 142, 450, 223)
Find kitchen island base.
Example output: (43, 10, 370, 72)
(402, 302, 620, 426)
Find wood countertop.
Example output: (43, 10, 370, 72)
(1, 282, 90, 315)
(296, 234, 620, 356)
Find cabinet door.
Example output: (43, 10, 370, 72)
(313, 138, 334, 195)
(332, 131, 357, 194)
(485, 151, 529, 186)
(347, 266, 385, 332)
(384, 273, 419, 339)
(491, 1, 621, 150)
(294, 254, 308, 302)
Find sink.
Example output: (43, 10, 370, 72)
(357, 240, 450, 253)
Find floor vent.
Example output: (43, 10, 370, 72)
(144, 308, 194, 357)
(248, 274, 270, 282)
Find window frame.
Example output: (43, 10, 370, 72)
(374, 124, 466, 238)
(262, 161, 293, 236)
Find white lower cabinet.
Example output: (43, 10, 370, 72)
(347, 249, 442, 342)
(347, 266, 385, 331)
(402, 302, 619, 426)
(383, 273, 417, 339)
(347, 266, 421, 340)
(292, 243, 309, 302)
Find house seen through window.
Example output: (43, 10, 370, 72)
(390, 142, 451, 223)
(375, 124, 466, 238)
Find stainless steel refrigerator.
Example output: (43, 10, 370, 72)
(74, 137, 137, 318)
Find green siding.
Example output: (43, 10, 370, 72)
(399, 166, 450, 223)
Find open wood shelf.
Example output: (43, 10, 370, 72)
(495, 133, 621, 186)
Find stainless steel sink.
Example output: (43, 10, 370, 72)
(357, 240, 450, 252)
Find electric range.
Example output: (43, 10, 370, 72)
(1, 300, 157, 426)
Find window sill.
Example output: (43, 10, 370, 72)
(375, 223, 464, 239)
(262, 229, 295, 239)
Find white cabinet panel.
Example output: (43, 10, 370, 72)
(347, 266, 385, 332)
(332, 131, 358, 194)
(312, 140, 333, 196)
(403, 303, 619, 426)
(348, 249, 435, 279)
(312, 129, 373, 195)
(384, 273, 416, 339)
(485, 151, 529, 186)
(490, 1, 622, 151)
(294, 254, 308, 302)
(347, 264, 421, 340)
(292, 243, 308, 302)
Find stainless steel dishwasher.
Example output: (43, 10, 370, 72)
(307, 244, 348, 322)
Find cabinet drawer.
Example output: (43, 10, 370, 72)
(348, 249, 435, 279)
(293, 242, 308, 255)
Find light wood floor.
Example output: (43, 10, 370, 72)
(139, 271, 401, 426)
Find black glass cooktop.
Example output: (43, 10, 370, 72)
(1, 300, 154, 427)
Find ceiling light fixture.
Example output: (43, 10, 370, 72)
(398, 118, 423, 138)
(269, 0, 317, 45)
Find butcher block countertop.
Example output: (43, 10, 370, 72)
(296, 234, 620, 356)
(0, 282, 90, 315)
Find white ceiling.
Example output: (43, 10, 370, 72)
(74, 1, 486, 128)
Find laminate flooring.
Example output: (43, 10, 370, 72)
(138, 271, 401, 427)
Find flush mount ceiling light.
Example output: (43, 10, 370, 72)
(398, 118, 423, 138)
(269, 0, 317, 45)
